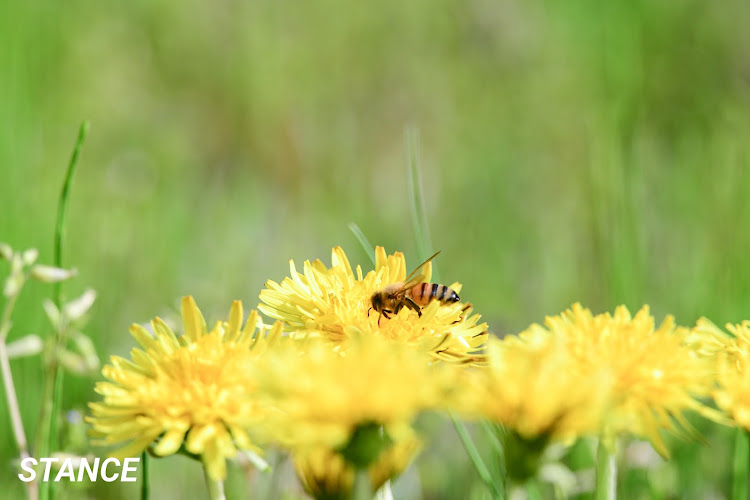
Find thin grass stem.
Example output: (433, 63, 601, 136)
(348, 223, 376, 267)
(54, 121, 89, 307)
(0, 341, 29, 459)
(450, 413, 503, 499)
(0, 274, 38, 500)
(732, 427, 749, 500)
(0, 286, 21, 342)
(404, 126, 434, 269)
(141, 451, 149, 500)
(480, 420, 506, 495)
(0, 334, 38, 500)
(41, 121, 89, 500)
(480, 420, 505, 462)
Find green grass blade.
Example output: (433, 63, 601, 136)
(348, 223, 376, 267)
(42, 120, 90, 500)
(451, 413, 504, 499)
(404, 126, 436, 278)
(54, 120, 89, 308)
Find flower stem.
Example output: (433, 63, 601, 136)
(451, 413, 504, 499)
(141, 451, 149, 500)
(352, 468, 373, 500)
(0, 339, 38, 500)
(0, 284, 21, 341)
(595, 438, 617, 500)
(0, 342, 27, 455)
(732, 427, 749, 500)
(203, 468, 226, 500)
(375, 479, 394, 500)
(41, 120, 89, 500)
(0, 279, 38, 500)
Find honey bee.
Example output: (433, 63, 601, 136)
(369, 251, 460, 323)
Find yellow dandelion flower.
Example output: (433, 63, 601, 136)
(687, 317, 736, 358)
(88, 296, 282, 480)
(258, 246, 487, 363)
(249, 334, 455, 455)
(460, 335, 611, 483)
(523, 303, 719, 456)
(470, 335, 609, 442)
(707, 320, 750, 428)
(716, 362, 750, 428)
(294, 437, 421, 500)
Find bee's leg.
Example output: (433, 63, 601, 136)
(367, 307, 373, 317)
(404, 297, 422, 317)
(378, 310, 391, 327)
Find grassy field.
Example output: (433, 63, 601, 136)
(2, 0, 750, 498)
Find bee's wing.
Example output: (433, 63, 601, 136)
(394, 273, 427, 296)
(402, 251, 441, 284)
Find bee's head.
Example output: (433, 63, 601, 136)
(370, 291, 385, 313)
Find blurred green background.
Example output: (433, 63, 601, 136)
(2, 0, 750, 498)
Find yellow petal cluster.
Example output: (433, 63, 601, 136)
(248, 333, 456, 452)
(468, 335, 610, 441)
(686, 317, 736, 358)
(510, 303, 719, 455)
(258, 246, 487, 363)
(705, 320, 750, 428)
(88, 296, 281, 480)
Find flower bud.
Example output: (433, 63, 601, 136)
(0, 243, 12, 261)
(6, 335, 44, 359)
(58, 350, 89, 374)
(22, 248, 39, 266)
(63, 289, 96, 321)
(71, 332, 99, 372)
(30, 265, 77, 283)
(43, 300, 61, 330)
(3, 255, 25, 297)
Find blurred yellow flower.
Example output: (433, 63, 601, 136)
(88, 296, 281, 480)
(249, 334, 455, 455)
(687, 317, 736, 358)
(469, 335, 610, 442)
(707, 320, 750, 428)
(522, 303, 720, 456)
(258, 246, 487, 363)
(294, 437, 421, 500)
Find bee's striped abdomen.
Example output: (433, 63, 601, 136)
(409, 282, 460, 307)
